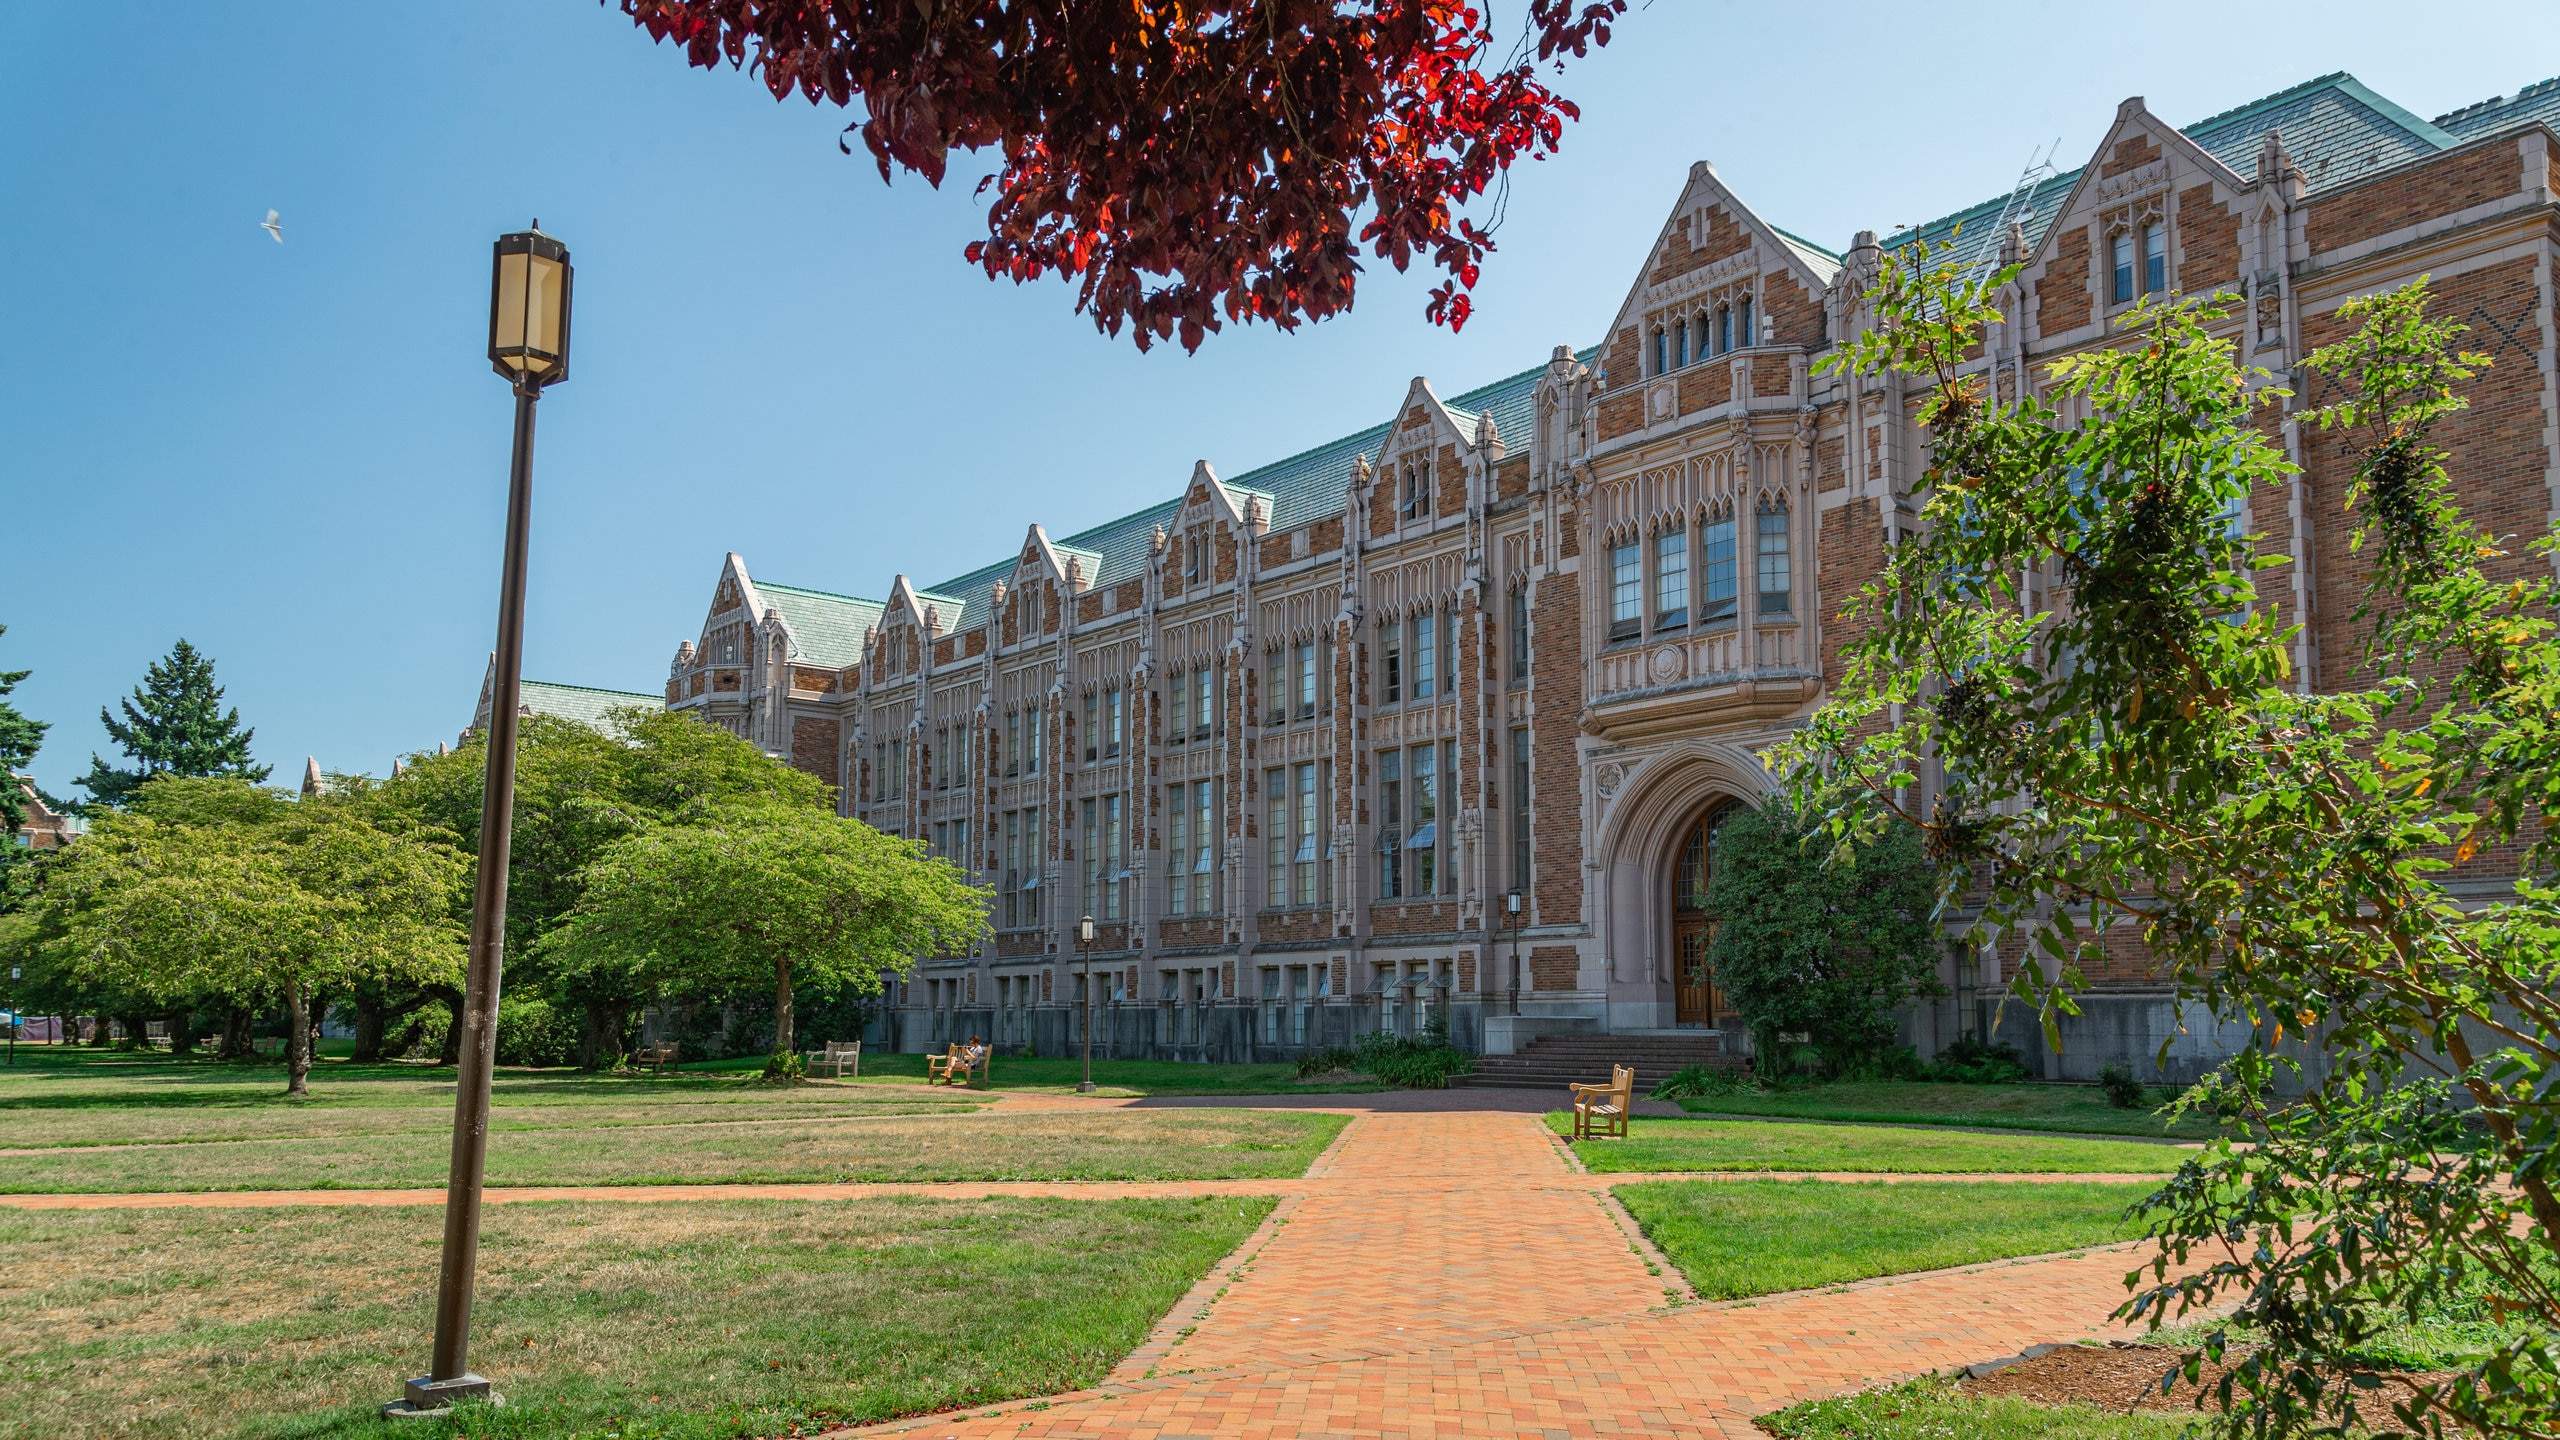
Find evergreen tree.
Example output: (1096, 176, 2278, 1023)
(76, 639, 269, 808)
(0, 623, 48, 835)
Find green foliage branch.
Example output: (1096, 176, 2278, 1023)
(1781, 244, 2560, 1438)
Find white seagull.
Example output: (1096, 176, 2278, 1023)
(261, 209, 283, 244)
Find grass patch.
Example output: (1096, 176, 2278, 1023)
(1553, 1116, 2193, 1174)
(1669, 1079, 2224, 1140)
(0, 1193, 1270, 1440)
(1616, 1178, 2148, 1298)
(1, 1110, 1348, 1192)
(1764, 1375, 2190, 1439)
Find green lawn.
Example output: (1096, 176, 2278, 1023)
(1671, 1080, 2224, 1140)
(1616, 1178, 2150, 1298)
(1554, 1116, 2195, 1174)
(0, 1194, 1270, 1440)
(2, 1109, 1348, 1192)
(1763, 1376, 2190, 1439)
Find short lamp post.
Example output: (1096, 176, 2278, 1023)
(1077, 915, 1098, 1093)
(388, 225, 571, 1420)
(1504, 889, 1524, 1018)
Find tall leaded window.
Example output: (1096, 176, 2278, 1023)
(1609, 542, 1641, 640)
(1168, 671, 1189, 742)
(1738, 294, 1755, 347)
(1027, 707, 1042, 773)
(1376, 749, 1403, 899)
(1021, 805, 1040, 924)
(1265, 767, 1289, 907)
(1166, 785, 1190, 916)
(1293, 762, 1319, 905)
(1194, 666, 1214, 740)
(1653, 326, 1669, 375)
(1655, 528, 1689, 629)
(1082, 692, 1099, 761)
(1102, 793, 1125, 920)
(1191, 781, 1218, 913)
(2142, 223, 2166, 296)
(1509, 584, 1530, 681)
(2112, 232, 2136, 304)
(1409, 743, 1439, 896)
(1081, 798, 1099, 919)
(1757, 501, 1793, 614)
(1380, 620, 1403, 703)
(933, 726, 947, 789)
(1510, 726, 1532, 893)
(1106, 689, 1123, 757)
(1295, 643, 1317, 719)
(1266, 648, 1288, 725)
(1002, 809, 1021, 927)
(1702, 512, 1737, 624)
(1413, 609, 1437, 700)
(1673, 319, 1689, 368)
(1718, 304, 1732, 354)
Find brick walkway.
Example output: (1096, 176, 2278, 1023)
(816, 1108, 2173, 1439)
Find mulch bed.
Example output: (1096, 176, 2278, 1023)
(1962, 1341, 2447, 1419)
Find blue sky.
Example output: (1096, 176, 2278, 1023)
(5, 2, 2555, 796)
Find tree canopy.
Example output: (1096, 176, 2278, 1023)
(1785, 253, 2560, 1436)
(0, 622, 49, 837)
(76, 639, 269, 809)
(540, 800, 987, 1058)
(618, 0, 1626, 350)
(1701, 802, 1941, 1077)
(29, 777, 466, 1092)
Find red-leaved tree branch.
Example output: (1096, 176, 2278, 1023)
(617, 0, 1624, 350)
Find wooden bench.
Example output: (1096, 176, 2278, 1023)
(632, 1042, 680, 1076)
(803, 1039, 861, 1078)
(1569, 1064, 1635, 1140)
(926, 1043, 991, 1088)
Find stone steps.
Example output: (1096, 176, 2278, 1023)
(1450, 1032, 1737, 1092)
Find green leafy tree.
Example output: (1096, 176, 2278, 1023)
(0, 623, 49, 837)
(29, 777, 465, 1093)
(1785, 251, 2560, 1437)
(541, 801, 986, 1060)
(370, 707, 833, 1065)
(76, 640, 270, 809)
(1702, 802, 1941, 1077)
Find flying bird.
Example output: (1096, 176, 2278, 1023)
(261, 209, 283, 244)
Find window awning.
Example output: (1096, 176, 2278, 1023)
(1404, 821, 1437, 850)
(1020, 871, 1039, 890)
(1292, 835, 1316, 863)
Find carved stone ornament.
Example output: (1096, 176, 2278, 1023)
(1594, 761, 1628, 799)
(1648, 382, 1675, 420)
(1647, 644, 1689, 685)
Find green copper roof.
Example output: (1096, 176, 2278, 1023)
(755, 582, 882, 669)
(520, 680, 659, 730)
(2437, 75, 2560, 139)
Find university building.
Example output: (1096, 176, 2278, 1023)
(638, 72, 2559, 1078)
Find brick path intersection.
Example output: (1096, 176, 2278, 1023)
(1, 1092, 2185, 1436)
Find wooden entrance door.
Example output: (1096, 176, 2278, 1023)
(1671, 805, 1735, 1027)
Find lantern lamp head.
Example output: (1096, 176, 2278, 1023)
(488, 226, 572, 389)
(1505, 888, 1522, 914)
(1079, 916, 1096, 943)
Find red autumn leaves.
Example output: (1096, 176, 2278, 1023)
(619, 0, 1623, 350)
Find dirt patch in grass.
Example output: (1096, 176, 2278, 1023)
(1557, 1117, 2193, 1174)
(0, 1194, 1272, 1439)
(1761, 1374, 2191, 1439)
(1964, 1341, 2449, 1423)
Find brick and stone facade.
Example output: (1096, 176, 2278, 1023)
(659, 72, 2560, 1076)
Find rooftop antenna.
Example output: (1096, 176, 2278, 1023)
(1963, 139, 2063, 288)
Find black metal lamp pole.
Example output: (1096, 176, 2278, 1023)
(1077, 915, 1097, 1093)
(389, 225, 572, 1420)
(1505, 889, 1523, 1018)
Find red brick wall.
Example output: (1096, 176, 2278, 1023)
(1650, 204, 1755, 285)
(1819, 498, 1885, 691)
(1679, 364, 1730, 413)
(1371, 901, 1458, 937)
(2100, 134, 2161, 179)
(1493, 456, 1531, 503)
(791, 716, 840, 791)
(2308, 143, 2522, 252)
(1160, 917, 1226, 949)
(2175, 185, 2240, 294)
(1753, 355, 1794, 399)
(2036, 228, 2092, 337)
(1259, 909, 1333, 943)
(1309, 514, 1343, 556)
(1529, 570, 1583, 923)
(1530, 944, 1579, 991)
(1766, 275, 1825, 348)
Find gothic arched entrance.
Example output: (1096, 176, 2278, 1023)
(1671, 802, 1744, 1028)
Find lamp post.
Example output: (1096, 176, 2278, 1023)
(1077, 915, 1097, 1094)
(1504, 889, 1523, 1018)
(388, 225, 571, 1420)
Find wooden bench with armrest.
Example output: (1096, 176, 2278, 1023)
(803, 1039, 861, 1078)
(927, 1041, 991, 1088)
(1569, 1064, 1635, 1140)
(632, 1042, 680, 1077)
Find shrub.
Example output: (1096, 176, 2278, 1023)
(759, 1051, 806, 1083)
(1922, 1035, 2031, 1085)
(493, 995, 579, 1067)
(1650, 1063, 1752, 1100)
(1351, 1032, 1473, 1088)
(1293, 1045, 1359, 1080)
(2097, 1061, 2146, 1109)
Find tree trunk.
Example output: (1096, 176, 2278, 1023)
(773, 962, 794, 1058)
(222, 1007, 254, 1060)
(432, 985, 465, 1066)
(351, 993, 386, 1063)
(116, 1012, 153, 1051)
(165, 1006, 194, 1056)
(579, 996, 630, 1071)
(88, 1014, 112, 1047)
(284, 983, 311, 1097)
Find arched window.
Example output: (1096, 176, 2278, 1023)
(1717, 305, 1732, 355)
(1738, 295, 1755, 347)
(1674, 320, 1688, 368)
(1653, 326, 1669, 375)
